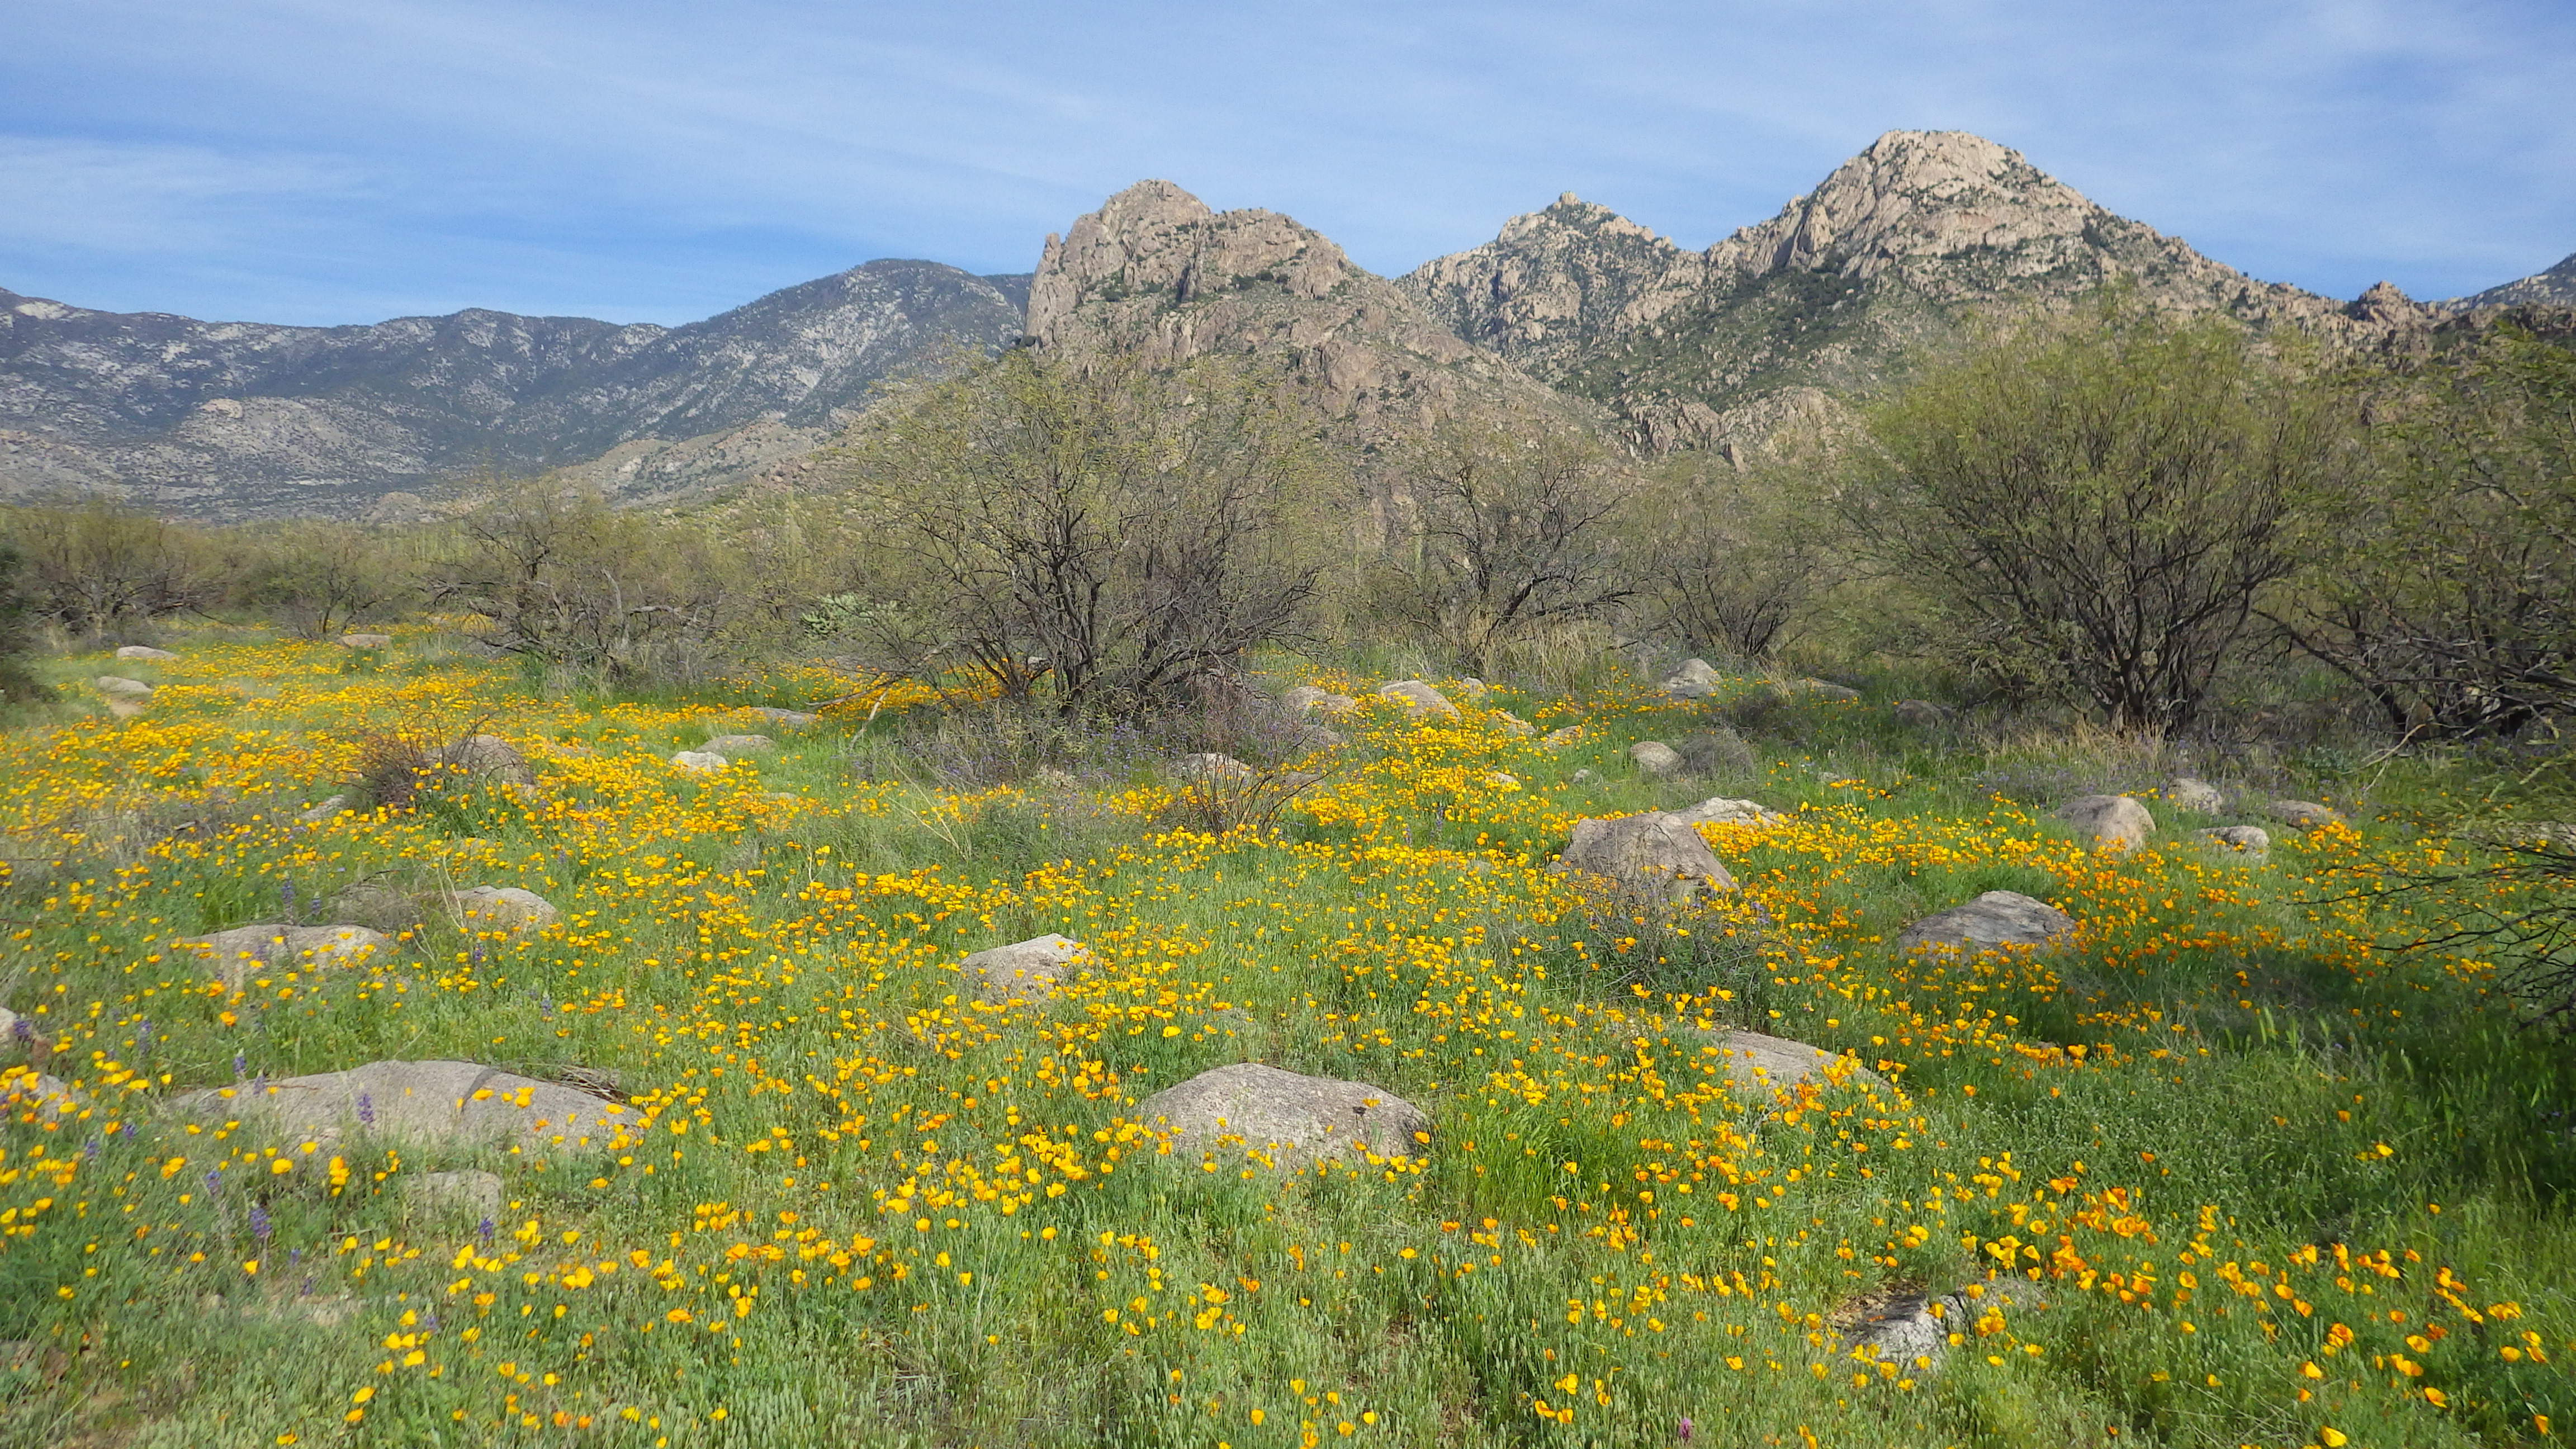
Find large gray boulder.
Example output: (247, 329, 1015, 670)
(167, 1060, 631, 1157)
(93, 675, 152, 695)
(336, 633, 394, 650)
(174, 924, 391, 988)
(1844, 1277, 2044, 1371)
(115, 645, 177, 661)
(2267, 800, 2346, 831)
(1556, 813, 1737, 898)
(1675, 729, 1758, 777)
(1377, 680, 1459, 719)
(2058, 794, 2154, 850)
(1130, 1063, 1431, 1170)
(670, 750, 728, 774)
(445, 734, 533, 786)
(1897, 891, 2076, 953)
(444, 886, 559, 935)
(2165, 778, 2228, 814)
(962, 934, 1088, 1004)
(1660, 658, 1721, 699)
(1693, 1029, 1884, 1096)
(1670, 797, 1783, 828)
(1630, 741, 1684, 776)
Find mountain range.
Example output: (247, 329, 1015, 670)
(3, 129, 2568, 520)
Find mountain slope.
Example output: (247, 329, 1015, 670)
(1402, 130, 2438, 453)
(2451, 253, 2576, 309)
(0, 261, 1030, 518)
(1026, 181, 1591, 448)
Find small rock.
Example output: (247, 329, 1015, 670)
(1897, 892, 2076, 954)
(94, 675, 153, 695)
(961, 934, 1088, 1004)
(402, 1169, 504, 1219)
(174, 924, 391, 988)
(1660, 658, 1721, 699)
(115, 645, 178, 661)
(1556, 813, 1737, 899)
(1693, 1029, 1884, 1096)
(1571, 768, 1593, 782)
(1281, 686, 1358, 716)
(1453, 677, 1490, 704)
(1485, 771, 1519, 788)
(1377, 680, 1458, 718)
(1493, 711, 1536, 738)
(2267, 800, 2346, 831)
(1176, 752, 1254, 782)
(1892, 699, 1949, 727)
(336, 633, 394, 649)
(1630, 741, 1683, 776)
(445, 734, 533, 785)
(1844, 1277, 2043, 1370)
(702, 734, 774, 753)
(445, 886, 559, 935)
(1670, 797, 1783, 827)
(2058, 794, 2154, 850)
(670, 750, 728, 774)
(166, 1060, 632, 1157)
(296, 795, 351, 824)
(1542, 724, 1583, 748)
(0, 1066, 80, 1117)
(2197, 826, 2271, 859)
(1131, 1063, 1432, 1171)
(1675, 728, 1757, 777)
(1799, 678, 1862, 702)
(741, 707, 823, 728)
(2165, 778, 2228, 814)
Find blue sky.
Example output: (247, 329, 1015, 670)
(4, 0, 2571, 326)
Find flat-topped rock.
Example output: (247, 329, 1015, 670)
(1377, 680, 1458, 718)
(961, 934, 1088, 1004)
(702, 734, 773, 753)
(1670, 797, 1783, 827)
(1493, 711, 1536, 738)
(166, 1060, 631, 1157)
(1660, 658, 1721, 699)
(2165, 778, 2227, 813)
(296, 795, 351, 824)
(1893, 699, 1950, 726)
(1897, 891, 2076, 953)
(446, 734, 532, 785)
(1280, 685, 1358, 716)
(1131, 1063, 1431, 1170)
(1694, 1029, 1884, 1096)
(740, 707, 823, 728)
(2059, 794, 2154, 850)
(1630, 741, 1683, 776)
(1556, 812, 1737, 899)
(114, 645, 177, 661)
(670, 750, 728, 773)
(1799, 678, 1862, 701)
(94, 675, 152, 695)
(174, 924, 391, 988)
(336, 633, 394, 649)
(1542, 724, 1583, 748)
(444, 886, 558, 935)
(2267, 800, 2346, 831)
(2197, 826, 2270, 859)
(1452, 677, 1491, 704)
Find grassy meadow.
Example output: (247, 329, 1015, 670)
(0, 628, 2570, 1448)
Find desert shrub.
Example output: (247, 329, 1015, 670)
(228, 518, 414, 640)
(2, 495, 217, 639)
(0, 539, 53, 704)
(1638, 449, 1836, 662)
(432, 481, 737, 679)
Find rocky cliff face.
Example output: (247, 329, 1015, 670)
(0, 261, 1030, 518)
(1027, 181, 1587, 446)
(1403, 130, 2445, 454)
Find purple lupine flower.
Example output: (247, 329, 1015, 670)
(203, 1169, 221, 1199)
(357, 1092, 375, 1127)
(1679, 1417, 1693, 1443)
(120, 1121, 136, 1139)
(477, 1217, 495, 1243)
(281, 879, 296, 918)
(7, 1018, 26, 1043)
(233, 1052, 247, 1080)
(249, 1204, 271, 1243)
(288, 1247, 301, 1265)
(134, 1019, 149, 1059)
(83, 1138, 98, 1161)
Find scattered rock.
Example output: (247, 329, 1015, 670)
(1556, 813, 1737, 899)
(1176, 753, 1254, 782)
(1453, 677, 1491, 704)
(1800, 678, 1862, 702)
(740, 707, 823, 728)
(336, 633, 394, 650)
(702, 734, 773, 753)
(0, 1066, 81, 1117)
(1630, 741, 1684, 776)
(401, 1169, 504, 1220)
(1485, 771, 1519, 788)
(1670, 797, 1783, 827)
(1897, 891, 2076, 954)
(2058, 794, 2154, 850)
(115, 645, 177, 661)
(1842, 1277, 2043, 1371)
(1377, 679, 1459, 719)
(2165, 778, 2228, 814)
(446, 734, 533, 786)
(2196, 826, 2270, 859)
(1571, 768, 1594, 783)
(1542, 725, 1583, 749)
(1660, 658, 1722, 699)
(1893, 699, 1949, 727)
(444, 886, 559, 935)
(1131, 1063, 1432, 1171)
(296, 795, 351, 824)
(1675, 728, 1757, 777)
(165, 1060, 633, 1156)
(670, 750, 728, 774)
(94, 675, 152, 695)
(961, 934, 1088, 1004)
(1493, 711, 1536, 738)
(1693, 1029, 1884, 1095)
(2267, 800, 2346, 831)
(174, 924, 391, 988)
(1281, 686, 1358, 716)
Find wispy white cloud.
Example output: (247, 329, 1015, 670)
(2, 0, 2568, 323)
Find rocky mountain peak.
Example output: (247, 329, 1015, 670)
(2451, 252, 2576, 310)
(1027, 181, 1357, 347)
